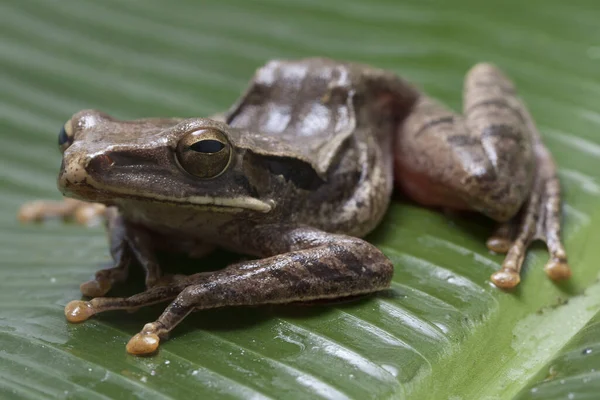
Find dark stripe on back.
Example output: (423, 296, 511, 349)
(446, 134, 480, 147)
(414, 115, 455, 137)
(465, 98, 526, 124)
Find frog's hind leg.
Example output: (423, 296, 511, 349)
(490, 138, 571, 288)
(464, 63, 570, 288)
(463, 65, 571, 288)
(395, 63, 570, 288)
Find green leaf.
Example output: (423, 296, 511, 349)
(1, 0, 599, 399)
(513, 310, 600, 400)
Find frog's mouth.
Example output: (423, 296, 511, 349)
(110, 189, 274, 213)
(63, 181, 273, 213)
(58, 160, 273, 213)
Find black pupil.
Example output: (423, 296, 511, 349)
(58, 126, 69, 146)
(190, 139, 225, 154)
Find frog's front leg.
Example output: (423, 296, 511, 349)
(79, 208, 133, 297)
(395, 63, 570, 289)
(18, 199, 132, 296)
(77, 211, 208, 295)
(19, 200, 170, 297)
(64, 227, 393, 355)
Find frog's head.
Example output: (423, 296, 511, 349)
(57, 110, 323, 214)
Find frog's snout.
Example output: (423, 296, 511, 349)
(57, 150, 103, 200)
(58, 153, 90, 187)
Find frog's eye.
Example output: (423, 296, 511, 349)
(189, 140, 225, 153)
(176, 128, 232, 179)
(58, 120, 74, 152)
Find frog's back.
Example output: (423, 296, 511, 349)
(225, 58, 419, 237)
(225, 58, 362, 177)
(227, 58, 351, 136)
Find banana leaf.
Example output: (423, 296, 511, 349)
(1, 0, 599, 398)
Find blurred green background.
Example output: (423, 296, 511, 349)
(1, 0, 600, 399)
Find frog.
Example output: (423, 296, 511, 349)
(18, 58, 571, 355)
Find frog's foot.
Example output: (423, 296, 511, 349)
(80, 276, 113, 298)
(80, 263, 130, 297)
(18, 198, 106, 225)
(64, 277, 190, 324)
(486, 220, 516, 254)
(489, 159, 571, 289)
(63, 273, 198, 355)
(65, 300, 97, 323)
(65, 279, 191, 355)
(126, 323, 167, 355)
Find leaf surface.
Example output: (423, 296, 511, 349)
(1, 0, 599, 399)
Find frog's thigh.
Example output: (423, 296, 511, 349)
(395, 65, 536, 223)
(394, 98, 474, 211)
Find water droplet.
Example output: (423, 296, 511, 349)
(582, 348, 593, 355)
(191, 369, 199, 376)
(164, 360, 170, 365)
(88, 368, 92, 372)
(140, 376, 147, 383)
(150, 370, 157, 376)
(50, 277, 56, 283)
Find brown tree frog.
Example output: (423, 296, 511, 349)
(19, 58, 571, 355)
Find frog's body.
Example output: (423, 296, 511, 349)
(19, 58, 570, 355)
